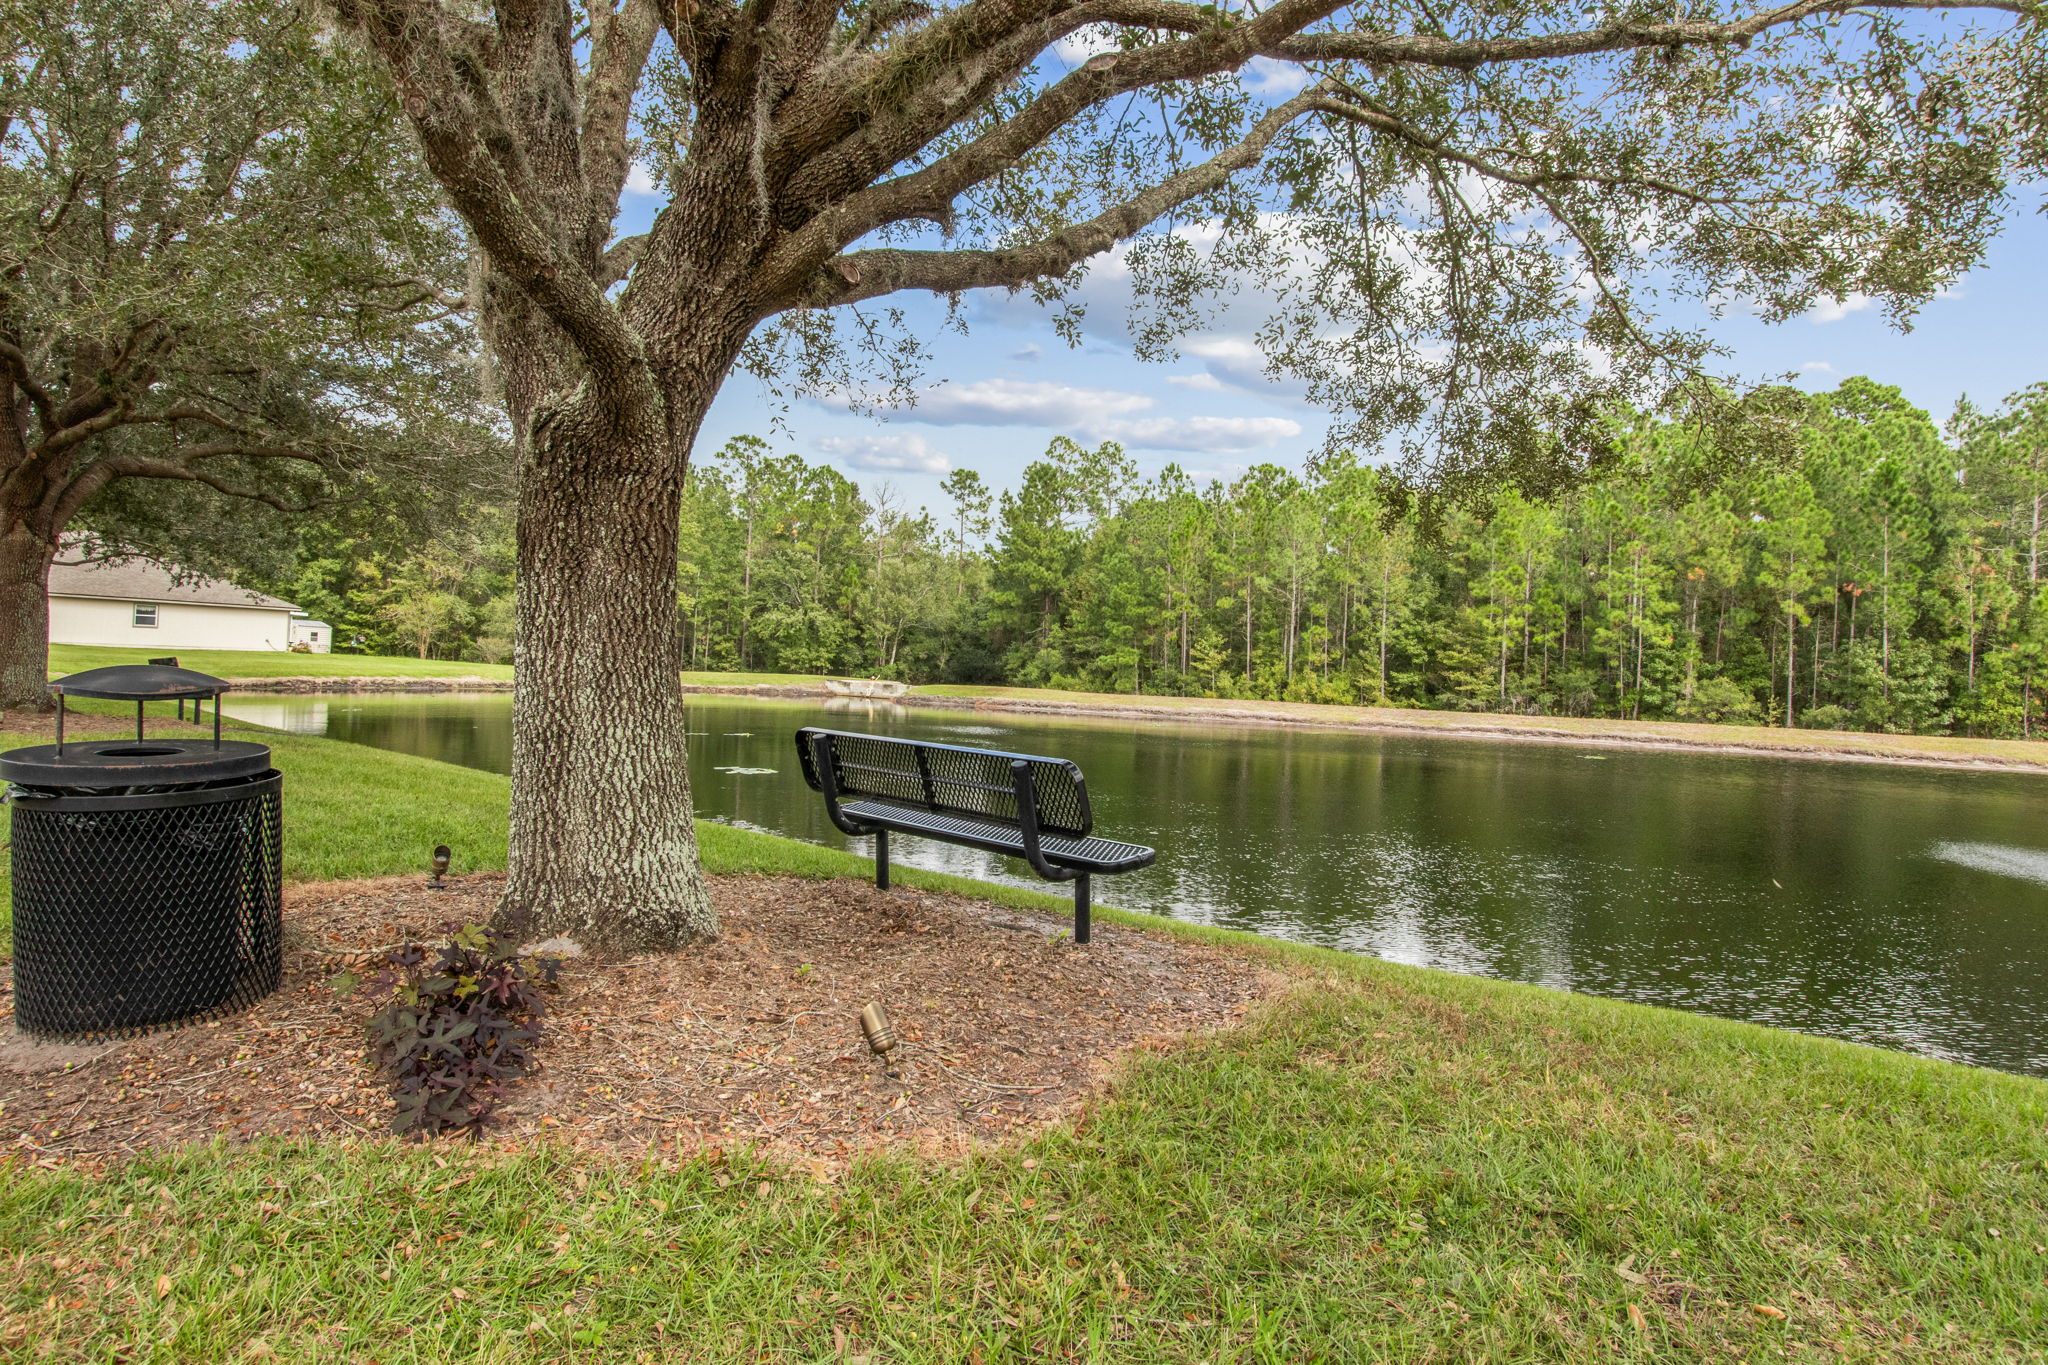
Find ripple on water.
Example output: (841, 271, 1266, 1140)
(1927, 840, 2048, 888)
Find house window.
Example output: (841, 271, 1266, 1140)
(132, 604, 158, 628)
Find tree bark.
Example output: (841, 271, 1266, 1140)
(0, 525, 57, 712)
(494, 389, 715, 952)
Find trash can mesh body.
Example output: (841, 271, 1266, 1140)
(8, 773, 283, 1040)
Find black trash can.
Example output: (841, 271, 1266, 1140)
(4, 665, 283, 1040)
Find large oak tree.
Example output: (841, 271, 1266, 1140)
(325, 0, 2041, 950)
(0, 0, 492, 713)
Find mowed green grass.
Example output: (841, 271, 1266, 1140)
(681, 669, 842, 687)
(2, 940, 2043, 1361)
(0, 727, 2043, 1360)
(47, 644, 515, 682)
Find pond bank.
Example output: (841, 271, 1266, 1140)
(894, 687, 2048, 774)
(222, 674, 514, 692)
(232, 673, 2048, 770)
(49, 642, 2048, 772)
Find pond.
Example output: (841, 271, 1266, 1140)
(224, 691, 2048, 1076)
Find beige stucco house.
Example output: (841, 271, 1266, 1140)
(48, 554, 303, 652)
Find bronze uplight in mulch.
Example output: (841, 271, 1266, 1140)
(1, 874, 1274, 1166)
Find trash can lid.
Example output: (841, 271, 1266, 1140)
(49, 664, 231, 701)
(0, 738, 271, 787)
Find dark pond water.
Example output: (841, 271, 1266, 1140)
(224, 692, 2048, 1076)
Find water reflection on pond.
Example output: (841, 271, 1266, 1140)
(225, 690, 2048, 1076)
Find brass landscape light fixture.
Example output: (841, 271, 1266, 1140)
(858, 1002, 898, 1055)
(430, 844, 451, 888)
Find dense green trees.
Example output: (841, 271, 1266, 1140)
(643, 378, 2048, 739)
(1, 0, 493, 708)
(290, 373, 2048, 741)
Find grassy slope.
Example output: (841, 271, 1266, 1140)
(46, 644, 514, 682)
(911, 682, 2048, 771)
(680, 669, 839, 687)
(0, 740, 2041, 1359)
(49, 645, 841, 690)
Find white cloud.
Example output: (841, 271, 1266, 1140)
(1801, 361, 1836, 374)
(1009, 344, 1043, 362)
(1053, 25, 1120, 67)
(969, 219, 1317, 403)
(1241, 57, 1312, 97)
(1097, 415, 1303, 453)
(815, 378, 1302, 455)
(1167, 372, 1227, 391)
(1806, 293, 1874, 324)
(816, 433, 951, 474)
(910, 378, 1153, 429)
(624, 162, 661, 197)
(1180, 335, 1305, 398)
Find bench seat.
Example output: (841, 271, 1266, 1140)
(839, 799, 1157, 874)
(796, 727, 1155, 944)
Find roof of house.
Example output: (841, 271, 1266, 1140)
(48, 555, 298, 612)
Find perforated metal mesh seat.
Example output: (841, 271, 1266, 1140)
(796, 728, 1156, 943)
(839, 800, 1156, 873)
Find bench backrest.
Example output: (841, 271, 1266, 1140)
(795, 728, 1093, 837)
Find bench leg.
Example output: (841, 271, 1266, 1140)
(875, 829, 890, 891)
(1074, 873, 1091, 945)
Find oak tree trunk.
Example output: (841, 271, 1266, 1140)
(0, 524, 57, 713)
(493, 390, 716, 952)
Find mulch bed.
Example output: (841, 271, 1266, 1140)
(0, 875, 1275, 1168)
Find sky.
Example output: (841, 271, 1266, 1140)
(616, 51, 2048, 518)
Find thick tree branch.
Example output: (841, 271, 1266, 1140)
(582, 0, 662, 230)
(771, 0, 1070, 176)
(359, 275, 472, 312)
(48, 441, 339, 527)
(799, 83, 1327, 309)
(600, 233, 650, 289)
(764, 0, 1344, 292)
(0, 339, 55, 431)
(91, 449, 341, 515)
(330, 0, 650, 396)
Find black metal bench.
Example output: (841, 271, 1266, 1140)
(795, 728, 1155, 944)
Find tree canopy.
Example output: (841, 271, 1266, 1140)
(0, 0, 499, 706)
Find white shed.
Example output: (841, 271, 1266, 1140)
(289, 615, 333, 653)
(48, 554, 299, 652)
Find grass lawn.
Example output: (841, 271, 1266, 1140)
(47, 644, 514, 682)
(909, 682, 2048, 771)
(47, 647, 847, 692)
(1, 734, 2044, 1360)
(680, 669, 842, 687)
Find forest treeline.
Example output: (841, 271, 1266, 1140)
(277, 376, 2048, 739)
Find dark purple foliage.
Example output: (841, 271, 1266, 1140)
(364, 923, 562, 1137)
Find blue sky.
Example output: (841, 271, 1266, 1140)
(618, 76, 2047, 516)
